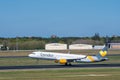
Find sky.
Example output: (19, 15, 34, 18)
(0, 0, 120, 38)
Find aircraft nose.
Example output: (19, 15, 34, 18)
(28, 54, 34, 58)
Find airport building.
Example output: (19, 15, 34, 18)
(45, 43, 67, 50)
(69, 44, 93, 50)
(0, 44, 9, 50)
(0, 45, 3, 50)
(109, 43, 120, 49)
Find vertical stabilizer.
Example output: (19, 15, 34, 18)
(96, 47, 108, 59)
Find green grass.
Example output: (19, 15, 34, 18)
(0, 68, 120, 80)
(0, 57, 56, 66)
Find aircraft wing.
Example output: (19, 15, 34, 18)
(55, 55, 86, 61)
(54, 55, 86, 64)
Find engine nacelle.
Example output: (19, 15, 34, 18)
(59, 59, 67, 64)
(55, 59, 67, 64)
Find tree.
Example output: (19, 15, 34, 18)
(92, 33, 100, 41)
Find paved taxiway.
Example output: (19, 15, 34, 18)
(0, 64, 120, 70)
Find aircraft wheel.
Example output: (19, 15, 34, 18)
(65, 63, 68, 66)
(65, 63, 72, 66)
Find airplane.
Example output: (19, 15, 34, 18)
(28, 46, 108, 65)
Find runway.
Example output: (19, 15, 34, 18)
(0, 64, 120, 70)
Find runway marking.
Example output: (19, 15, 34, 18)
(59, 74, 109, 77)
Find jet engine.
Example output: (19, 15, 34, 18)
(55, 59, 67, 64)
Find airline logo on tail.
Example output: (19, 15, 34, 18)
(99, 50, 107, 57)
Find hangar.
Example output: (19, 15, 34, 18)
(45, 43, 67, 50)
(109, 43, 120, 49)
(69, 44, 93, 50)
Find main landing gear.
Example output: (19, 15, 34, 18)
(65, 63, 72, 66)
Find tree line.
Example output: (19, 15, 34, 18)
(0, 34, 120, 50)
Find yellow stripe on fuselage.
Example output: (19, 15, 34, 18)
(87, 56, 95, 62)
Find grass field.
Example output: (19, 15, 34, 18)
(0, 68, 120, 80)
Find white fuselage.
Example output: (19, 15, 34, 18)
(28, 52, 86, 60)
(28, 47, 108, 65)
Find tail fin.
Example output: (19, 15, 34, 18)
(96, 47, 108, 59)
(76, 46, 108, 63)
